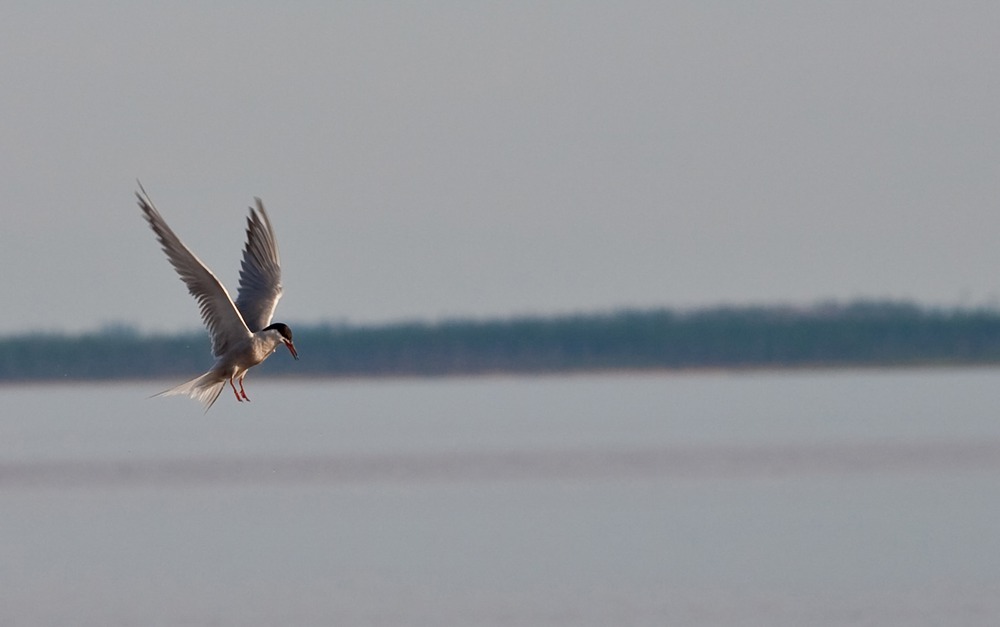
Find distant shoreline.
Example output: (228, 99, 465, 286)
(4, 301, 1000, 383)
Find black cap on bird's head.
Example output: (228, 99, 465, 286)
(263, 322, 298, 360)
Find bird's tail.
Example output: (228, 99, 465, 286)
(154, 371, 227, 412)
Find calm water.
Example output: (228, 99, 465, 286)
(2, 369, 1000, 626)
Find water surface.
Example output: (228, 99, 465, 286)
(2, 369, 999, 625)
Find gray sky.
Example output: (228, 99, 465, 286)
(2, 2, 999, 333)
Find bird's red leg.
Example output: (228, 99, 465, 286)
(229, 377, 243, 402)
(238, 375, 250, 402)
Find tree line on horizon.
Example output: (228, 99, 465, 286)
(2, 301, 1000, 383)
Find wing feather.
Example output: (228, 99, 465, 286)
(234, 199, 283, 332)
(137, 186, 252, 357)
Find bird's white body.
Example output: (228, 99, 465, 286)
(155, 327, 294, 408)
(137, 185, 298, 410)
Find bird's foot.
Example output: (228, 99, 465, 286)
(230, 380, 243, 402)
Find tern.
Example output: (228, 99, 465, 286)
(137, 184, 298, 410)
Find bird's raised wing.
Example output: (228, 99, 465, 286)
(137, 186, 252, 358)
(234, 199, 283, 332)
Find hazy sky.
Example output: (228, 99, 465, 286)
(2, 2, 999, 333)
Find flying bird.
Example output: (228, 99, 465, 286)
(137, 184, 298, 410)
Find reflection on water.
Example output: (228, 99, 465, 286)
(2, 369, 1000, 626)
(3, 438, 1000, 488)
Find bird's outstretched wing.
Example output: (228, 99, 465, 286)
(137, 185, 252, 358)
(234, 199, 283, 332)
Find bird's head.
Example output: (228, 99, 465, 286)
(263, 322, 298, 360)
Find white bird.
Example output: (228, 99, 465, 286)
(137, 184, 298, 410)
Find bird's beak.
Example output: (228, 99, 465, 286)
(285, 341, 299, 360)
